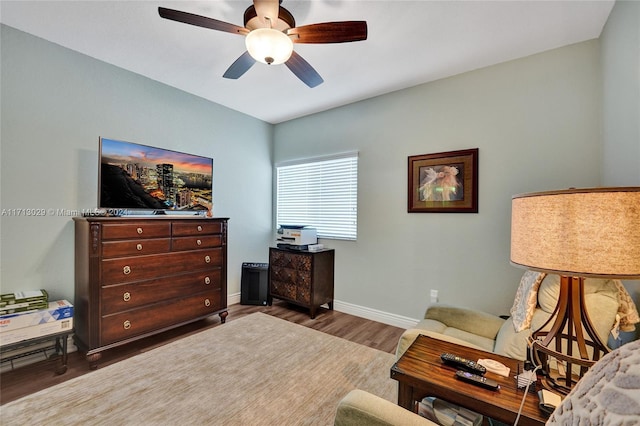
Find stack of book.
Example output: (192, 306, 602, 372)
(0, 290, 48, 315)
(416, 396, 483, 426)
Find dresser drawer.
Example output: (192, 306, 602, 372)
(270, 250, 312, 272)
(270, 279, 296, 301)
(101, 248, 222, 284)
(270, 266, 311, 288)
(100, 290, 222, 345)
(172, 235, 222, 252)
(102, 222, 171, 240)
(172, 221, 223, 236)
(270, 278, 310, 304)
(101, 269, 222, 315)
(102, 238, 171, 258)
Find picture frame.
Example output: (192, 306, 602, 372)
(408, 148, 478, 213)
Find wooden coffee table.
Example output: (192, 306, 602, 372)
(391, 335, 547, 426)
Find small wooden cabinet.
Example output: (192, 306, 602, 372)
(268, 247, 334, 319)
(73, 217, 228, 368)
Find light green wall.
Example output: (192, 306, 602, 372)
(601, 0, 639, 185)
(275, 40, 602, 318)
(600, 0, 640, 340)
(0, 25, 274, 300)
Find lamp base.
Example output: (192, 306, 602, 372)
(530, 275, 609, 394)
(532, 340, 590, 395)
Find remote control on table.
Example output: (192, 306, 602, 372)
(440, 353, 487, 375)
(455, 370, 500, 390)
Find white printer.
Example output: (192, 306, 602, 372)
(277, 225, 318, 246)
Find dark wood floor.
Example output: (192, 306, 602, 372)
(0, 301, 405, 405)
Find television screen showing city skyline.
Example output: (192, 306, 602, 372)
(99, 137, 213, 212)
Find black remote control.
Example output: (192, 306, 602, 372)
(440, 353, 487, 375)
(455, 370, 500, 390)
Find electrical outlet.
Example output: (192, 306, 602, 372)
(430, 289, 438, 303)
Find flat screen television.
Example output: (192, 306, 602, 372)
(99, 137, 213, 214)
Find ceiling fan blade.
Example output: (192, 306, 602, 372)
(223, 51, 257, 79)
(253, 0, 280, 27)
(285, 51, 324, 88)
(158, 7, 249, 36)
(288, 21, 367, 44)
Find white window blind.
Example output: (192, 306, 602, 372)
(276, 153, 358, 240)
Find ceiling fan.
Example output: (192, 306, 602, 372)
(158, 0, 367, 88)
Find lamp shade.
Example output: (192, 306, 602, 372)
(511, 187, 640, 279)
(245, 28, 293, 65)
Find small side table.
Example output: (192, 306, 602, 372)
(268, 247, 335, 319)
(1, 329, 74, 374)
(391, 335, 547, 426)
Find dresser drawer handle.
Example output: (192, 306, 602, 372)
(123, 265, 131, 275)
(196, 239, 202, 246)
(123, 320, 131, 330)
(204, 298, 211, 307)
(123, 292, 131, 302)
(204, 276, 211, 285)
(137, 227, 143, 234)
(197, 225, 203, 232)
(204, 255, 211, 264)
(136, 243, 143, 251)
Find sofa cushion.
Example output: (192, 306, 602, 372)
(496, 290, 619, 362)
(395, 305, 505, 358)
(538, 275, 619, 314)
(536, 276, 619, 345)
(396, 326, 489, 359)
(493, 317, 534, 360)
(438, 327, 496, 353)
(424, 305, 505, 340)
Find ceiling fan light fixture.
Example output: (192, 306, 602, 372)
(245, 28, 293, 65)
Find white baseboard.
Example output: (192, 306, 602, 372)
(228, 292, 241, 306)
(332, 300, 419, 329)
(228, 294, 418, 329)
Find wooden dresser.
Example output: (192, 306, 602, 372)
(268, 247, 334, 319)
(73, 217, 228, 368)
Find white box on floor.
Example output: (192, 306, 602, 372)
(0, 300, 73, 333)
(0, 317, 73, 346)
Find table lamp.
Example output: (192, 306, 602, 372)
(510, 187, 640, 393)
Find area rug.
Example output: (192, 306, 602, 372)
(1, 313, 397, 425)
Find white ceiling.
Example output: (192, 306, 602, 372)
(1, 1, 614, 124)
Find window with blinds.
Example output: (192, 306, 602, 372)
(276, 153, 358, 240)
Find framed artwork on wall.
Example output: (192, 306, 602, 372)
(408, 148, 478, 213)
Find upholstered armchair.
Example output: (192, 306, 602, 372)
(396, 272, 637, 361)
(334, 389, 434, 426)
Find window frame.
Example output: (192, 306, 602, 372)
(274, 152, 358, 241)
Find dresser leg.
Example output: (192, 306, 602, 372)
(87, 352, 102, 370)
(219, 311, 228, 324)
